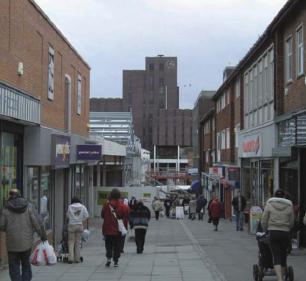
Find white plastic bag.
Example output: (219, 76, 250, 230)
(118, 219, 127, 236)
(81, 229, 91, 242)
(31, 241, 57, 266)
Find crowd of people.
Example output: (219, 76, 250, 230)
(0, 187, 304, 281)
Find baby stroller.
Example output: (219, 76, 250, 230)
(56, 224, 84, 263)
(253, 224, 294, 281)
(57, 224, 69, 262)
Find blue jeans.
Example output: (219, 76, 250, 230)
(235, 211, 244, 230)
(8, 249, 32, 281)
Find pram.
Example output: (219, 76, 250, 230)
(57, 224, 84, 263)
(253, 229, 294, 281)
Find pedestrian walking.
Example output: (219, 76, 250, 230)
(164, 197, 172, 218)
(130, 200, 151, 254)
(196, 194, 207, 220)
(261, 190, 294, 281)
(101, 188, 125, 267)
(119, 198, 130, 253)
(208, 196, 222, 231)
(0, 189, 47, 281)
(129, 196, 137, 211)
(231, 191, 246, 231)
(67, 197, 89, 263)
(152, 197, 163, 220)
(182, 196, 190, 215)
(189, 195, 197, 220)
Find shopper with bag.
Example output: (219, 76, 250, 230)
(0, 189, 47, 281)
(101, 188, 125, 267)
(130, 199, 151, 254)
(67, 197, 89, 264)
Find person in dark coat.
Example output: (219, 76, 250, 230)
(130, 200, 151, 254)
(0, 189, 47, 281)
(196, 194, 207, 220)
(101, 189, 125, 267)
(164, 197, 172, 218)
(232, 191, 246, 231)
(208, 196, 222, 231)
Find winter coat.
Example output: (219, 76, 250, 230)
(121, 203, 130, 228)
(196, 195, 207, 212)
(152, 200, 163, 212)
(0, 197, 46, 252)
(231, 195, 246, 212)
(189, 200, 197, 213)
(67, 203, 89, 225)
(101, 200, 125, 236)
(261, 197, 294, 232)
(208, 199, 222, 218)
(130, 203, 151, 229)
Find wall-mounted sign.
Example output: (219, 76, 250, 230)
(52, 135, 70, 168)
(242, 134, 261, 157)
(209, 166, 223, 177)
(76, 145, 102, 161)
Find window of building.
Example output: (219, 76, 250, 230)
(235, 78, 240, 98)
(221, 93, 225, 109)
(149, 63, 154, 71)
(235, 124, 240, 148)
(150, 76, 154, 90)
(159, 63, 164, 71)
(77, 74, 82, 115)
(297, 26, 304, 76)
(286, 37, 293, 82)
(221, 130, 226, 149)
(226, 128, 230, 149)
(159, 78, 164, 87)
(48, 46, 55, 100)
(27, 167, 52, 230)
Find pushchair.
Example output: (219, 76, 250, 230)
(57, 224, 69, 262)
(56, 224, 84, 263)
(253, 224, 294, 281)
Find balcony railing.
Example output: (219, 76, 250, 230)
(0, 82, 40, 124)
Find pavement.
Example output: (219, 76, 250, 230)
(1, 214, 306, 281)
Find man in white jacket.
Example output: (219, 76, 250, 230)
(67, 197, 89, 263)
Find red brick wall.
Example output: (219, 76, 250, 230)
(0, 0, 90, 136)
(276, 2, 306, 115)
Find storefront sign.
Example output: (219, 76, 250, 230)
(242, 134, 262, 157)
(249, 206, 263, 234)
(209, 166, 223, 177)
(52, 135, 70, 168)
(76, 145, 102, 161)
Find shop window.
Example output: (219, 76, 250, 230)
(72, 165, 87, 204)
(27, 166, 52, 230)
(0, 132, 20, 209)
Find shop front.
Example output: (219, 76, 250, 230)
(239, 124, 276, 209)
(0, 82, 40, 266)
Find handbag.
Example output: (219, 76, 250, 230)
(109, 205, 127, 236)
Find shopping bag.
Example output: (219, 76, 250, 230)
(118, 219, 127, 236)
(31, 242, 57, 266)
(81, 229, 91, 242)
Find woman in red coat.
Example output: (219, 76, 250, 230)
(101, 189, 124, 267)
(208, 196, 222, 231)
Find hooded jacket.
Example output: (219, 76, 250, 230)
(261, 197, 294, 232)
(0, 197, 46, 252)
(67, 203, 89, 225)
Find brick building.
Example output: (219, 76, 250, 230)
(198, 0, 306, 239)
(91, 56, 193, 184)
(0, 0, 93, 265)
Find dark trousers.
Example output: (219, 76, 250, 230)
(165, 207, 170, 217)
(135, 228, 147, 253)
(8, 249, 32, 281)
(155, 211, 160, 220)
(120, 235, 126, 253)
(269, 230, 290, 266)
(105, 235, 121, 262)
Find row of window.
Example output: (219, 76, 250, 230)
(203, 118, 215, 135)
(285, 26, 304, 82)
(47, 46, 83, 115)
(149, 63, 164, 71)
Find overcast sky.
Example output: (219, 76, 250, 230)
(35, 0, 287, 109)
